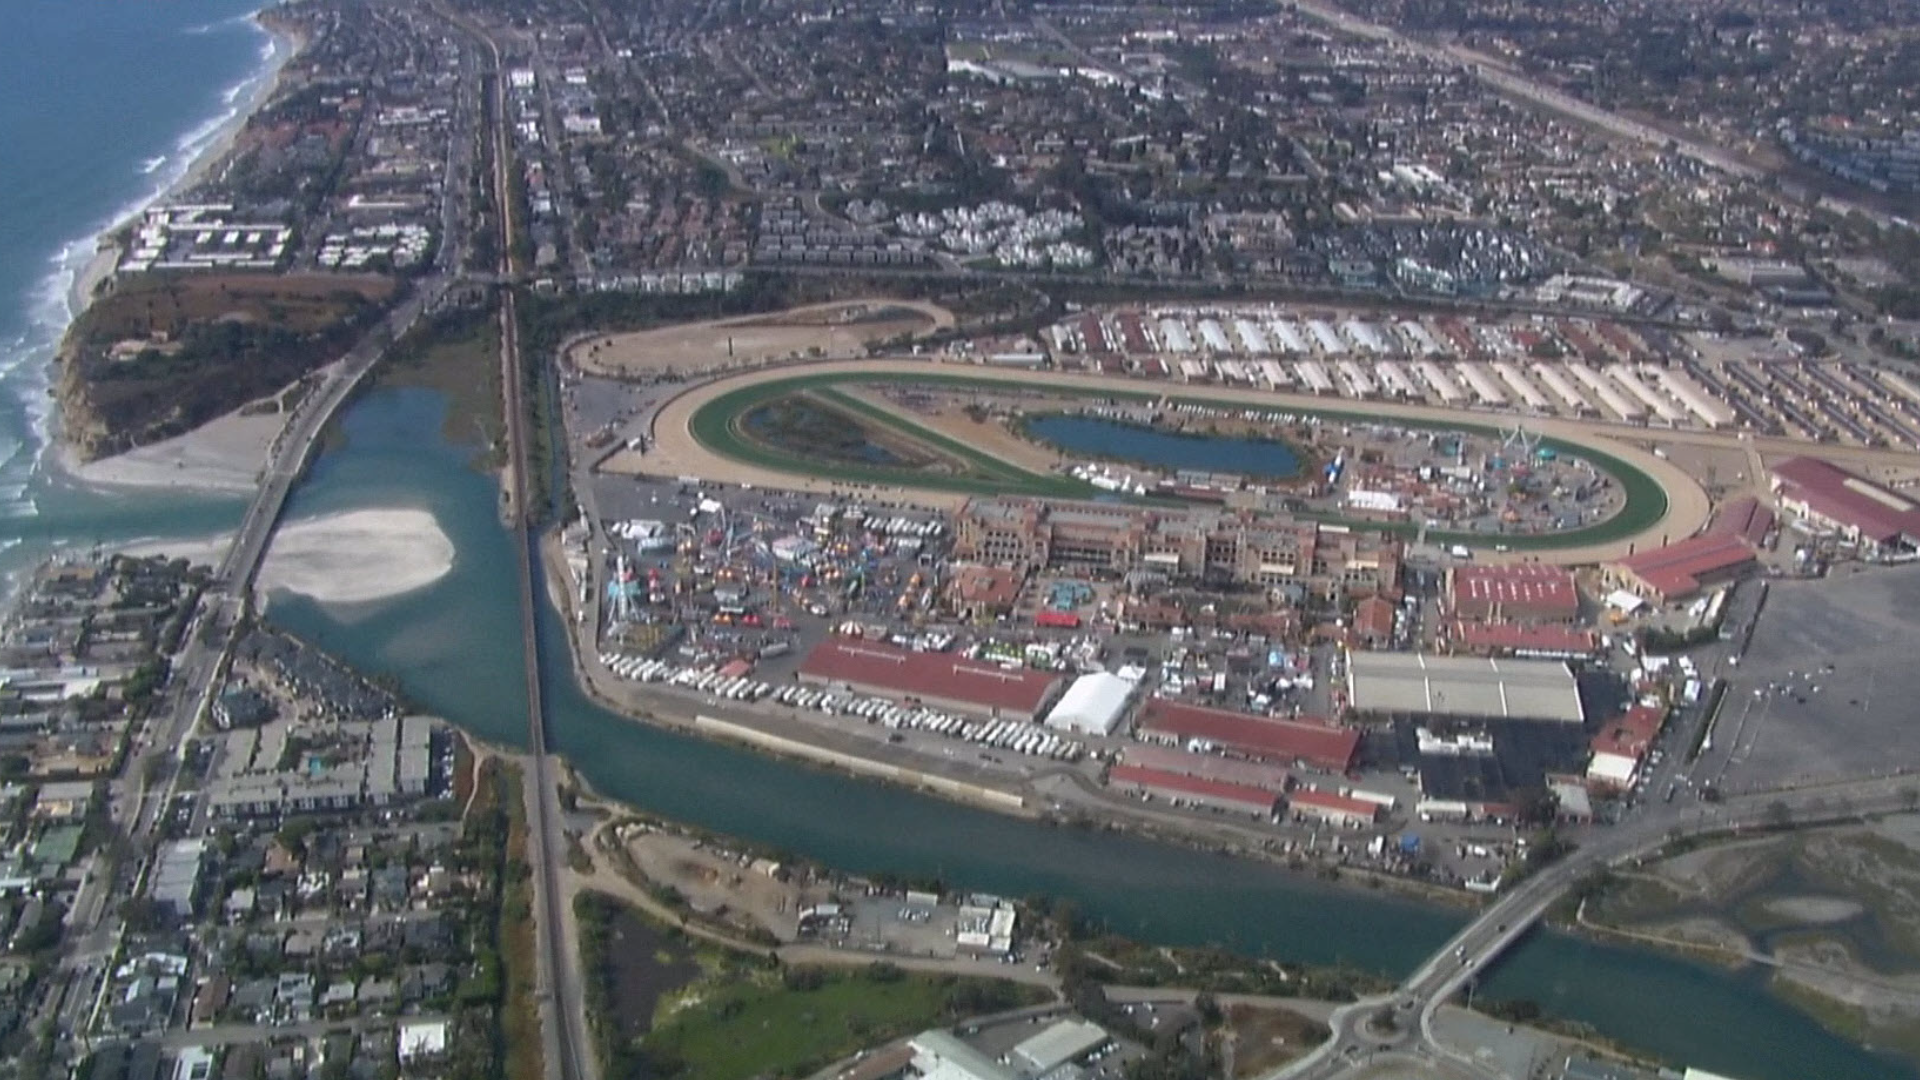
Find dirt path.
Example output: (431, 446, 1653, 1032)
(634, 358, 1718, 565)
(567, 299, 955, 378)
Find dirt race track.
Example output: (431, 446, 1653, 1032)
(567, 299, 955, 378)
(619, 358, 1735, 566)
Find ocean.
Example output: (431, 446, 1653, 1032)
(0, 0, 277, 578)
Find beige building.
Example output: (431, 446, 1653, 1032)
(953, 497, 1400, 597)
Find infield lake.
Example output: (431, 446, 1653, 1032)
(1023, 413, 1303, 479)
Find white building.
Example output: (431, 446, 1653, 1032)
(1043, 672, 1135, 736)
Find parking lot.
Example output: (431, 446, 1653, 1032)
(1710, 565, 1920, 790)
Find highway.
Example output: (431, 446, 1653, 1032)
(1273, 772, 1920, 1079)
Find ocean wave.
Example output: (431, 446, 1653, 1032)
(0, 11, 290, 486)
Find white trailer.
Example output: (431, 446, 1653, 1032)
(1159, 317, 1195, 352)
(1414, 359, 1465, 403)
(1647, 365, 1735, 428)
(1335, 358, 1377, 396)
(1457, 362, 1509, 406)
(1492, 361, 1550, 410)
(1268, 320, 1310, 354)
(1397, 320, 1445, 356)
(1569, 364, 1645, 421)
(1375, 360, 1417, 397)
(1259, 359, 1294, 388)
(1295, 360, 1335, 394)
(1217, 359, 1253, 384)
(1343, 319, 1389, 354)
(1198, 319, 1232, 353)
(1179, 359, 1210, 381)
(1307, 319, 1347, 355)
(1234, 318, 1271, 354)
(1605, 364, 1685, 424)
(1531, 363, 1591, 414)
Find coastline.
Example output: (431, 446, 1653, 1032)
(47, 7, 308, 493)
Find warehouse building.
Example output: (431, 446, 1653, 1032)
(800, 640, 1060, 721)
(1013, 1020, 1111, 1075)
(1601, 533, 1756, 604)
(1043, 671, 1136, 736)
(1120, 743, 1291, 793)
(1445, 564, 1579, 623)
(1448, 622, 1598, 660)
(1288, 787, 1380, 827)
(1137, 698, 1361, 772)
(1771, 456, 1920, 554)
(1346, 652, 1586, 724)
(1108, 763, 1279, 817)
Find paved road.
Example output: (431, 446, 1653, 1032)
(1273, 772, 1920, 1079)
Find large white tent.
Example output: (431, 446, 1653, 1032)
(1044, 672, 1135, 736)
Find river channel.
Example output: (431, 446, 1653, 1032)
(266, 387, 1913, 1080)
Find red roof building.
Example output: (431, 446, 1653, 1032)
(1107, 764, 1278, 817)
(1449, 622, 1598, 659)
(1446, 564, 1580, 622)
(798, 640, 1060, 720)
(1120, 744, 1291, 794)
(1771, 457, 1920, 552)
(1287, 787, 1380, 826)
(1705, 495, 1776, 547)
(1137, 699, 1361, 772)
(1604, 534, 1757, 603)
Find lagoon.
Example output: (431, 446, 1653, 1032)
(1023, 413, 1303, 480)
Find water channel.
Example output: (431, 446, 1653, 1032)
(267, 387, 1914, 1080)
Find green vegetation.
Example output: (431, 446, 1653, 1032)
(63, 273, 397, 458)
(687, 370, 1671, 549)
(372, 303, 505, 460)
(577, 891, 1046, 1080)
(642, 962, 1040, 1080)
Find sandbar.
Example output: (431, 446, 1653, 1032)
(124, 506, 456, 606)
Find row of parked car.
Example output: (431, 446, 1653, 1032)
(596, 652, 1085, 762)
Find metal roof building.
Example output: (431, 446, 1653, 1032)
(800, 639, 1060, 721)
(1043, 671, 1135, 736)
(1346, 653, 1585, 723)
(1013, 1020, 1111, 1074)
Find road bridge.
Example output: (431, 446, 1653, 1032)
(1274, 773, 1920, 1079)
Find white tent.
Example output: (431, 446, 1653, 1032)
(1044, 672, 1135, 736)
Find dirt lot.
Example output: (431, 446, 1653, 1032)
(569, 299, 954, 378)
(1223, 1004, 1329, 1077)
(619, 828, 821, 939)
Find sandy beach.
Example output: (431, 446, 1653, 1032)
(65, 404, 287, 494)
(127, 506, 456, 606)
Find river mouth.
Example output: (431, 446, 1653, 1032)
(1020, 412, 1305, 481)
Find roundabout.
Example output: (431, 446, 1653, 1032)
(624, 358, 1712, 565)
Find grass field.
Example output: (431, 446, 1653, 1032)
(645, 966, 1027, 1080)
(686, 371, 1671, 551)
